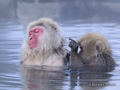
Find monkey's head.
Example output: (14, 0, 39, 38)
(23, 18, 65, 53)
(78, 33, 111, 64)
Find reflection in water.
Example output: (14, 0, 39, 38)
(70, 66, 114, 90)
(21, 66, 66, 90)
(21, 66, 115, 90)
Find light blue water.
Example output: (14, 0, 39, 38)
(0, 0, 120, 90)
(0, 21, 120, 90)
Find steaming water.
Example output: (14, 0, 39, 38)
(0, 20, 120, 90)
(1, 0, 120, 90)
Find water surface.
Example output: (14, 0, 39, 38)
(0, 21, 120, 90)
(0, 0, 120, 90)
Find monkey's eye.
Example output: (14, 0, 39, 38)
(34, 29, 39, 33)
(29, 31, 33, 35)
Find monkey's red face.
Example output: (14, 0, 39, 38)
(28, 27, 43, 49)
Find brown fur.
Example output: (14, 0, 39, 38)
(69, 33, 116, 67)
(21, 18, 67, 67)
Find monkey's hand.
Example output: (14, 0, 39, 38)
(69, 38, 78, 53)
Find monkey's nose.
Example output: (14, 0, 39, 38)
(30, 37, 32, 40)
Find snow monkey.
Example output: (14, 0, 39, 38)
(21, 18, 67, 67)
(69, 33, 116, 67)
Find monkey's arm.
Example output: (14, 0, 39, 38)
(89, 53, 116, 67)
(69, 38, 78, 53)
(69, 38, 83, 67)
(102, 53, 116, 67)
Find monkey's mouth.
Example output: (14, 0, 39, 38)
(29, 44, 37, 49)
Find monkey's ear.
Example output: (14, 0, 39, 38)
(95, 40, 105, 52)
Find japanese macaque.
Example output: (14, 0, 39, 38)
(21, 18, 67, 67)
(69, 33, 116, 67)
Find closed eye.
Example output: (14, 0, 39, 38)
(34, 29, 39, 33)
(29, 31, 33, 35)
